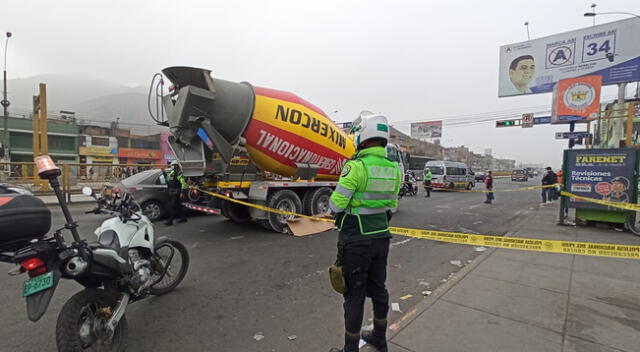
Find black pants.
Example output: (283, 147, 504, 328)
(168, 191, 186, 223)
(424, 180, 432, 197)
(341, 238, 391, 336)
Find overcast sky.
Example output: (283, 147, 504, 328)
(3, 0, 640, 168)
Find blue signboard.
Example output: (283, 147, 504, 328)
(565, 149, 636, 210)
(555, 131, 591, 140)
(534, 116, 551, 124)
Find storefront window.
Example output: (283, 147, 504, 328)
(92, 136, 110, 146)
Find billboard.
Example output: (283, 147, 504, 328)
(499, 17, 640, 97)
(411, 121, 442, 141)
(565, 149, 636, 210)
(551, 75, 602, 124)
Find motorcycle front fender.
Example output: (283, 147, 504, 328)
(26, 269, 61, 322)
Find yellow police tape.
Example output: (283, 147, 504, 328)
(194, 187, 640, 260)
(432, 183, 558, 193)
(560, 191, 640, 212)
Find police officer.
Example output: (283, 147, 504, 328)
(328, 111, 402, 352)
(165, 160, 188, 226)
(423, 167, 433, 197)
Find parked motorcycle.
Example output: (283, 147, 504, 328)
(0, 155, 189, 351)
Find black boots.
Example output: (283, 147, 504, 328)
(329, 332, 360, 352)
(362, 318, 388, 352)
(361, 330, 388, 352)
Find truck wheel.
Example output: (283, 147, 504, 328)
(266, 190, 302, 233)
(303, 187, 333, 215)
(221, 200, 250, 222)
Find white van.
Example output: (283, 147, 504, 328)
(424, 160, 476, 190)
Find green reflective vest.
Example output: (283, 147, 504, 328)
(329, 146, 402, 243)
(167, 169, 188, 190)
(424, 171, 432, 181)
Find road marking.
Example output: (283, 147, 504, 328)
(391, 238, 412, 248)
(458, 227, 478, 234)
(473, 221, 483, 225)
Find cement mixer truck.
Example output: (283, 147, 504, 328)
(149, 67, 404, 232)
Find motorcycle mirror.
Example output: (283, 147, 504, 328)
(82, 187, 94, 197)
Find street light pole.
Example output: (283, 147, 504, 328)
(1, 32, 11, 159)
(583, 10, 640, 19)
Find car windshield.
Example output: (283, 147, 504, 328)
(428, 166, 444, 175)
(512, 170, 525, 174)
(121, 170, 161, 186)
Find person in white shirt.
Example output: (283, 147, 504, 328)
(507, 55, 535, 94)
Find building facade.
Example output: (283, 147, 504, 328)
(3, 115, 79, 163)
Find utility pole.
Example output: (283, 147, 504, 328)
(2, 32, 12, 160)
(39, 83, 48, 156)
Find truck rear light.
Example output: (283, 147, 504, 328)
(21, 258, 47, 277)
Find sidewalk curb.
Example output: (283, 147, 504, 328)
(386, 246, 498, 345)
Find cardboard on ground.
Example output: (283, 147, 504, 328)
(287, 215, 335, 237)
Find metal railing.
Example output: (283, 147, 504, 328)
(0, 162, 167, 199)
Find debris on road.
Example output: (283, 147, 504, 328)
(287, 335, 297, 341)
(421, 290, 432, 297)
(389, 323, 400, 331)
(253, 332, 265, 341)
(230, 236, 245, 240)
(418, 281, 430, 287)
(450, 260, 462, 267)
(391, 302, 401, 312)
(474, 246, 487, 252)
(400, 294, 413, 300)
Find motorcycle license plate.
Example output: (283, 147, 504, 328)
(23, 272, 53, 297)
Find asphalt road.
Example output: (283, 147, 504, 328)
(0, 177, 546, 352)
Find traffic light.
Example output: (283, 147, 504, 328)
(496, 119, 519, 128)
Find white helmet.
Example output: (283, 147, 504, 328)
(170, 160, 180, 167)
(351, 111, 390, 149)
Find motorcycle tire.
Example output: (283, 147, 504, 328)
(56, 288, 128, 352)
(150, 238, 190, 295)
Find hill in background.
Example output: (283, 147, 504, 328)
(5, 74, 153, 126)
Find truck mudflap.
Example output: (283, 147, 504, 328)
(182, 202, 221, 215)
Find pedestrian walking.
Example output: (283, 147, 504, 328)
(328, 111, 402, 352)
(423, 167, 433, 197)
(165, 160, 188, 226)
(541, 167, 557, 204)
(483, 170, 494, 204)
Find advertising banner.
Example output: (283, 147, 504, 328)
(411, 121, 442, 141)
(499, 17, 640, 97)
(118, 148, 162, 160)
(566, 149, 636, 210)
(551, 75, 602, 124)
(79, 146, 117, 156)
